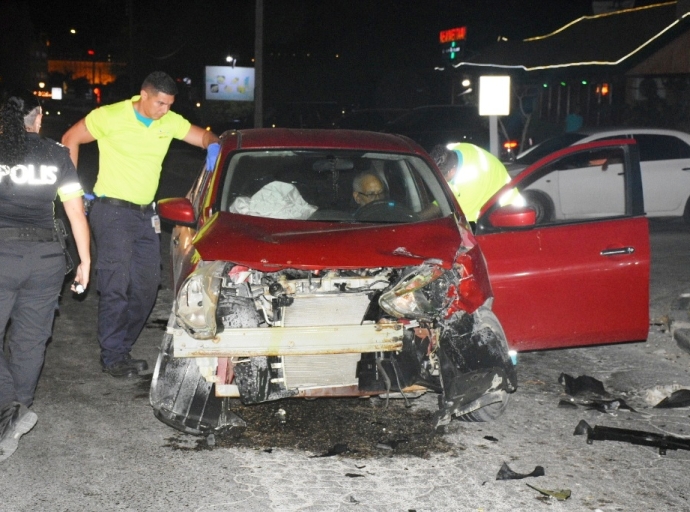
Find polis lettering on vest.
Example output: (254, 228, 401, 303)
(0, 164, 57, 185)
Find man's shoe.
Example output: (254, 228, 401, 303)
(124, 354, 149, 372)
(0, 402, 38, 462)
(102, 360, 138, 378)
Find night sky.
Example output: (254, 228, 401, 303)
(1, 1, 666, 111)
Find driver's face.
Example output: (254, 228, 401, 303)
(354, 175, 386, 205)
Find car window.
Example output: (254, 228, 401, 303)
(632, 134, 690, 161)
(517, 146, 628, 224)
(218, 150, 452, 223)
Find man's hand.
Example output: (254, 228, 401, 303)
(206, 142, 220, 171)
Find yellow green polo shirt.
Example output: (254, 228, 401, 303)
(448, 143, 512, 223)
(85, 96, 191, 204)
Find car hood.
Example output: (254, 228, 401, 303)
(192, 212, 468, 271)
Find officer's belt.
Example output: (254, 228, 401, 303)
(95, 196, 155, 213)
(0, 226, 57, 241)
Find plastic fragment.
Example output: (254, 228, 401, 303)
(559, 373, 609, 397)
(654, 389, 690, 408)
(496, 462, 545, 480)
(526, 483, 571, 501)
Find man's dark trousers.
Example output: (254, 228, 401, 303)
(90, 201, 160, 367)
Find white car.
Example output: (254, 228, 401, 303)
(507, 128, 690, 223)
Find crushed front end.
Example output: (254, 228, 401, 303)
(150, 255, 517, 435)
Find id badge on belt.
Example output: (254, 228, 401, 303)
(151, 215, 161, 234)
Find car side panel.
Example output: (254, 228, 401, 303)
(477, 216, 650, 350)
(640, 159, 690, 215)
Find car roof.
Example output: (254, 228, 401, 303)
(573, 126, 690, 139)
(221, 128, 428, 154)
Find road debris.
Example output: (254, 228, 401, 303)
(496, 462, 545, 480)
(573, 420, 690, 455)
(526, 483, 571, 501)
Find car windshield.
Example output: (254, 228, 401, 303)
(516, 133, 588, 165)
(218, 149, 453, 223)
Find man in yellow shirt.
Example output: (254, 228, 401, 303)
(430, 143, 511, 224)
(62, 71, 220, 378)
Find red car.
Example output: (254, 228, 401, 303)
(150, 129, 649, 435)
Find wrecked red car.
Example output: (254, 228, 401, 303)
(150, 129, 649, 435)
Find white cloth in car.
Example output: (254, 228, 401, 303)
(229, 181, 317, 220)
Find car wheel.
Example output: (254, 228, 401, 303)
(523, 189, 555, 223)
(683, 197, 690, 224)
(458, 309, 512, 422)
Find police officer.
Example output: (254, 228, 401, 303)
(0, 90, 90, 462)
(430, 143, 512, 224)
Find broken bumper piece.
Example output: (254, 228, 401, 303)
(171, 323, 404, 358)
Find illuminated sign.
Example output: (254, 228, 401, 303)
(439, 27, 467, 44)
(204, 66, 255, 102)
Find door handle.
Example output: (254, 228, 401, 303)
(683, 167, 690, 171)
(601, 247, 634, 256)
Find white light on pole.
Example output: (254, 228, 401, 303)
(479, 76, 511, 157)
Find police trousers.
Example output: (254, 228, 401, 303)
(0, 240, 65, 410)
(89, 201, 160, 367)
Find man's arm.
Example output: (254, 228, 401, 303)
(61, 118, 96, 168)
(183, 125, 220, 149)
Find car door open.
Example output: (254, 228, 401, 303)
(474, 140, 650, 351)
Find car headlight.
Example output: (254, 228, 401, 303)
(175, 261, 226, 339)
(379, 265, 455, 320)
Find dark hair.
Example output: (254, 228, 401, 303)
(0, 89, 41, 165)
(430, 144, 457, 177)
(141, 71, 178, 96)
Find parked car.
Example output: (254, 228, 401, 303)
(150, 129, 649, 435)
(381, 104, 519, 160)
(507, 127, 690, 222)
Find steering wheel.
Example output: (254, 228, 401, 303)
(354, 199, 419, 223)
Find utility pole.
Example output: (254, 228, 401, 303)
(128, 0, 134, 94)
(254, 0, 263, 128)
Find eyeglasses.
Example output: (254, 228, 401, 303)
(357, 190, 385, 199)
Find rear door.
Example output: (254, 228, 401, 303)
(631, 133, 690, 216)
(475, 140, 649, 351)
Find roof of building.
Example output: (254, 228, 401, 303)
(454, 1, 690, 73)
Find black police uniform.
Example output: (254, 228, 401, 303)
(0, 133, 83, 411)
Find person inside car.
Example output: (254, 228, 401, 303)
(352, 172, 387, 206)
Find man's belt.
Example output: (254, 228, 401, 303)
(95, 196, 155, 213)
(0, 226, 57, 241)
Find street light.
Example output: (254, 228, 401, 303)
(225, 55, 236, 68)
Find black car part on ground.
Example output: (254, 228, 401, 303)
(574, 420, 690, 455)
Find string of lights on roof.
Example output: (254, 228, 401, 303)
(451, 1, 690, 72)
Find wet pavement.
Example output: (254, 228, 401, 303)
(3, 148, 690, 511)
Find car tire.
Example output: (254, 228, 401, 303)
(458, 308, 512, 422)
(523, 189, 555, 223)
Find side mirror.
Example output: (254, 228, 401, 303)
(488, 205, 537, 228)
(157, 198, 196, 227)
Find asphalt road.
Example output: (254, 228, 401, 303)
(3, 145, 690, 511)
